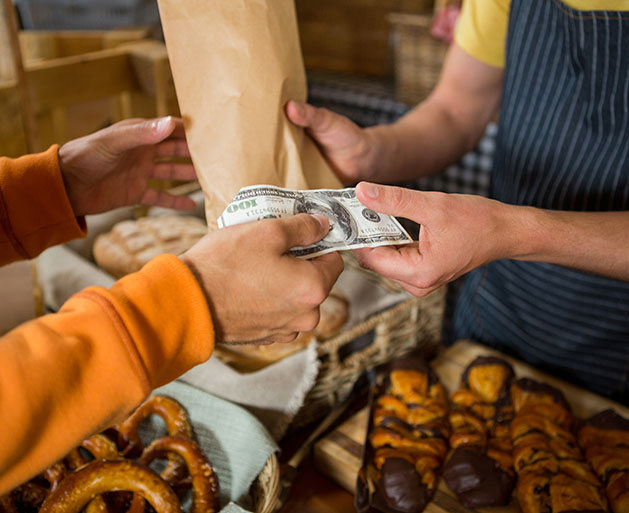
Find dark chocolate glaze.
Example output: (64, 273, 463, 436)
(461, 356, 515, 389)
(513, 377, 571, 411)
(442, 448, 515, 508)
(582, 408, 629, 431)
(373, 458, 429, 513)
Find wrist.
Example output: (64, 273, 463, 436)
(362, 125, 398, 182)
(57, 142, 81, 217)
(179, 253, 224, 343)
(498, 203, 547, 262)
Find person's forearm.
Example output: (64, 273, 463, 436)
(507, 206, 629, 280)
(0, 255, 213, 494)
(363, 96, 483, 183)
(359, 44, 504, 184)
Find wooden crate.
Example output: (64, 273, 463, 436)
(295, 0, 434, 77)
(0, 16, 179, 156)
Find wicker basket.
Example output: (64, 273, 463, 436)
(388, 12, 450, 105)
(252, 453, 281, 513)
(291, 259, 445, 430)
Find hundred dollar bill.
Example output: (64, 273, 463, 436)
(218, 185, 412, 258)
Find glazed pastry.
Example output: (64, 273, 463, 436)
(356, 357, 450, 513)
(511, 378, 608, 513)
(578, 409, 629, 513)
(442, 356, 516, 507)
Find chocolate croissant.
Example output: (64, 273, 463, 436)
(511, 378, 608, 513)
(356, 357, 450, 513)
(578, 409, 629, 513)
(442, 356, 516, 507)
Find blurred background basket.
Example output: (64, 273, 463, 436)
(14, 0, 160, 30)
(388, 12, 449, 105)
(291, 259, 445, 430)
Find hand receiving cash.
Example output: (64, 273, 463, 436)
(218, 185, 412, 258)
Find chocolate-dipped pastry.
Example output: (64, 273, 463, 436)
(355, 356, 450, 513)
(510, 378, 609, 513)
(443, 356, 516, 507)
(578, 409, 629, 513)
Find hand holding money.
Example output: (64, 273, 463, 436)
(218, 185, 412, 258)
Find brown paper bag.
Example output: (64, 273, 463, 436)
(157, 0, 342, 229)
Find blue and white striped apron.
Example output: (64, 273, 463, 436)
(452, 0, 629, 404)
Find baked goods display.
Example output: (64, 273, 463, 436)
(442, 356, 516, 507)
(93, 215, 207, 278)
(356, 356, 450, 513)
(510, 378, 608, 513)
(578, 409, 629, 513)
(0, 395, 219, 513)
(215, 288, 349, 372)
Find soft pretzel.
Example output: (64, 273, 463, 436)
(356, 357, 450, 513)
(442, 356, 515, 507)
(117, 395, 193, 482)
(133, 435, 220, 513)
(39, 460, 183, 513)
(578, 409, 629, 513)
(510, 378, 608, 513)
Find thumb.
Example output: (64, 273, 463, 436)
(286, 101, 336, 134)
(356, 182, 426, 223)
(103, 117, 176, 154)
(272, 213, 331, 252)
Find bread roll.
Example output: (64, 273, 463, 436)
(93, 215, 207, 278)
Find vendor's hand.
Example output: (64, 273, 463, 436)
(58, 117, 197, 217)
(352, 182, 517, 296)
(180, 214, 344, 345)
(286, 100, 374, 185)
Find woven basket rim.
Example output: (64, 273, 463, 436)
(253, 452, 280, 513)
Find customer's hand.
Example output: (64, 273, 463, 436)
(352, 182, 518, 296)
(286, 100, 375, 185)
(58, 117, 197, 216)
(180, 214, 344, 345)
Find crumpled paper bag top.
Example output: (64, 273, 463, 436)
(158, 0, 342, 229)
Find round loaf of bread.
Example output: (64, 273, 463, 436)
(93, 215, 208, 278)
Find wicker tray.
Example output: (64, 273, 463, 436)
(388, 12, 450, 105)
(290, 258, 445, 430)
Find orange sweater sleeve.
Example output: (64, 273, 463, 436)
(0, 254, 215, 494)
(0, 145, 86, 265)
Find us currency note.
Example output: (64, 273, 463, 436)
(218, 185, 412, 258)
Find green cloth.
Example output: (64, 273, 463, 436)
(142, 380, 278, 512)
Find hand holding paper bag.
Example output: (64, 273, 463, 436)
(158, 0, 342, 229)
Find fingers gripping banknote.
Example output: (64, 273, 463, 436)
(218, 185, 412, 258)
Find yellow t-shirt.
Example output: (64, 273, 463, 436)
(455, 0, 629, 68)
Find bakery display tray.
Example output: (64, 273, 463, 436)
(313, 339, 629, 513)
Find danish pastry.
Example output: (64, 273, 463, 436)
(356, 357, 450, 513)
(511, 378, 608, 513)
(578, 409, 629, 513)
(443, 356, 516, 507)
